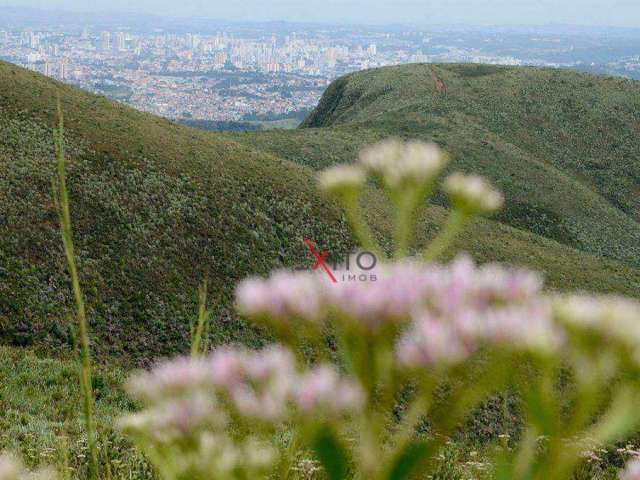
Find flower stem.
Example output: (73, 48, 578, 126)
(422, 210, 469, 262)
(393, 194, 417, 259)
(53, 100, 99, 480)
(344, 195, 385, 261)
(191, 275, 210, 357)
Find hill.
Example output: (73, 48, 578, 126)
(0, 60, 353, 363)
(228, 64, 640, 267)
(1, 61, 640, 367)
(2, 60, 640, 477)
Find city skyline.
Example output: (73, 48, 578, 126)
(2, 17, 640, 126)
(1, 1, 640, 28)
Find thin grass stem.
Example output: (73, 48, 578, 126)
(52, 99, 99, 480)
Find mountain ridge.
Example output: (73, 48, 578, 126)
(231, 63, 640, 267)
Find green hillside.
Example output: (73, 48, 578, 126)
(229, 64, 640, 268)
(2, 60, 640, 478)
(0, 60, 353, 363)
(2, 60, 640, 368)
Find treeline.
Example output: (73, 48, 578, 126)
(177, 119, 263, 132)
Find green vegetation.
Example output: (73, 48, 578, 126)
(4, 61, 640, 365)
(229, 64, 640, 268)
(176, 119, 262, 132)
(0, 346, 150, 479)
(1, 61, 640, 478)
(0, 60, 352, 364)
(178, 118, 300, 133)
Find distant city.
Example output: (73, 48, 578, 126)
(2, 7, 640, 125)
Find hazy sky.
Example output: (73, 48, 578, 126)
(2, 0, 640, 27)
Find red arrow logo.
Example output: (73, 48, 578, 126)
(304, 239, 337, 283)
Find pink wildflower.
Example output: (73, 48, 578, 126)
(397, 314, 472, 367)
(621, 459, 640, 480)
(236, 271, 326, 323)
(292, 365, 364, 414)
(127, 356, 211, 401)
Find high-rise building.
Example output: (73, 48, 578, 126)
(368, 43, 377, 56)
(29, 32, 40, 49)
(44, 62, 53, 77)
(324, 47, 337, 67)
(184, 33, 200, 50)
(116, 32, 126, 51)
(58, 61, 67, 80)
(214, 51, 227, 68)
(20, 30, 30, 46)
(100, 31, 111, 51)
(26, 52, 41, 63)
(265, 62, 280, 73)
(0, 31, 8, 43)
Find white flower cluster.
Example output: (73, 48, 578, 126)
(318, 141, 504, 221)
(553, 295, 640, 357)
(293, 365, 365, 414)
(318, 164, 366, 196)
(359, 140, 448, 189)
(237, 255, 640, 372)
(318, 140, 449, 196)
(120, 346, 364, 478)
(236, 271, 327, 324)
(444, 172, 504, 215)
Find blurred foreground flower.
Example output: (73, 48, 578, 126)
(121, 346, 362, 479)
(621, 458, 640, 480)
(0, 457, 19, 480)
(293, 365, 365, 415)
(359, 140, 448, 189)
(120, 140, 640, 480)
(553, 295, 640, 350)
(620, 458, 640, 480)
(235, 271, 327, 325)
(0, 455, 54, 480)
(444, 172, 504, 215)
(318, 164, 366, 198)
(237, 255, 561, 361)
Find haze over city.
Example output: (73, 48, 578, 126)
(2, 2, 640, 128)
(1, 0, 640, 27)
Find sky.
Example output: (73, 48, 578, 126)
(2, 0, 640, 28)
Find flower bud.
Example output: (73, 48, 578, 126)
(318, 164, 366, 197)
(444, 173, 503, 215)
(359, 140, 448, 190)
(553, 295, 640, 351)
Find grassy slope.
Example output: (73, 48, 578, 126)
(228, 64, 640, 268)
(0, 60, 353, 363)
(1, 62, 640, 479)
(0, 346, 150, 478)
(2, 61, 640, 367)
